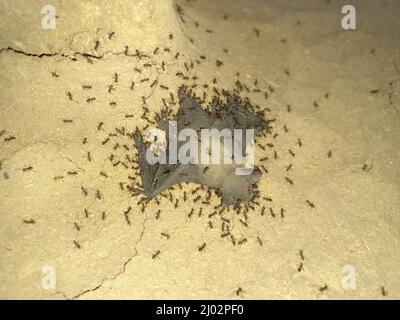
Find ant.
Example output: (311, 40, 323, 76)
(306, 200, 315, 208)
(73, 240, 81, 249)
(23, 218, 36, 224)
(100, 171, 108, 178)
(161, 232, 170, 240)
(297, 263, 304, 272)
(198, 243, 207, 252)
(285, 177, 294, 185)
(362, 162, 373, 172)
(94, 40, 100, 51)
(297, 138, 303, 147)
(152, 250, 161, 259)
(124, 211, 131, 225)
(319, 284, 328, 292)
(108, 31, 115, 40)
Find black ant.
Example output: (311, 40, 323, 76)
(152, 250, 161, 259)
(198, 243, 206, 252)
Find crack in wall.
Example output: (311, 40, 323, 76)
(0, 46, 156, 63)
(388, 78, 400, 115)
(0, 140, 86, 172)
(55, 217, 148, 300)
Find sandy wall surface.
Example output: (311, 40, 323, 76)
(0, 0, 399, 299)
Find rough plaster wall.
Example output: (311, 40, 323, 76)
(0, 0, 399, 299)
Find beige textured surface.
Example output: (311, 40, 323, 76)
(0, 0, 399, 299)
